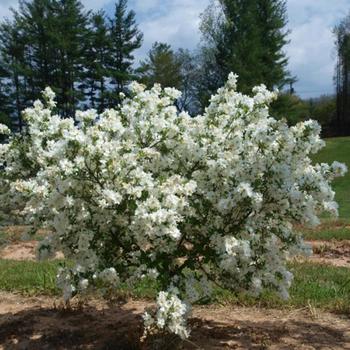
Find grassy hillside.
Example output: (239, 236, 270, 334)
(313, 137, 350, 219)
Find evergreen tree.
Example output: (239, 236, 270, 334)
(16, 0, 56, 99)
(334, 12, 350, 134)
(0, 17, 27, 131)
(199, 0, 294, 104)
(0, 0, 144, 121)
(255, 0, 292, 89)
(1, 0, 90, 120)
(137, 42, 182, 89)
(50, 0, 90, 117)
(108, 0, 143, 105)
(0, 66, 13, 129)
(216, 0, 263, 92)
(81, 11, 111, 112)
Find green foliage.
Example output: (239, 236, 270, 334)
(0, 0, 143, 122)
(0, 0, 90, 120)
(271, 93, 309, 125)
(308, 95, 336, 127)
(271, 93, 336, 131)
(50, 0, 90, 117)
(81, 11, 111, 112)
(108, 0, 143, 105)
(198, 0, 294, 107)
(137, 42, 182, 89)
(0, 112, 12, 128)
(0, 17, 27, 130)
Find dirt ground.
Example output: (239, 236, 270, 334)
(0, 225, 62, 260)
(2, 237, 350, 268)
(0, 241, 64, 261)
(305, 240, 350, 268)
(0, 291, 350, 350)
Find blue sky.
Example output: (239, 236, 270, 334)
(1, 0, 350, 98)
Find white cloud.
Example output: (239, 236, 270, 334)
(286, 0, 350, 97)
(129, 0, 209, 61)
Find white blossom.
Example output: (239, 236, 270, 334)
(0, 73, 346, 340)
(0, 123, 10, 135)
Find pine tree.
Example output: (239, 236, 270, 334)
(0, 66, 12, 129)
(0, 18, 27, 131)
(137, 42, 182, 89)
(0, 0, 144, 120)
(81, 11, 111, 112)
(17, 0, 55, 96)
(216, 0, 263, 92)
(1, 0, 90, 120)
(334, 13, 350, 134)
(199, 0, 294, 99)
(50, 0, 90, 117)
(255, 0, 292, 90)
(108, 0, 143, 105)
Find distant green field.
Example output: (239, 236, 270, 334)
(313, 137, 350, 220)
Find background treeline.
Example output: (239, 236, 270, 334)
(334, 12, 350, 135)
(0, 0, 143, 130)
(0, 0, 343, 136)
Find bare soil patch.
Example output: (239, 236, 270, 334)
(306, 240, 350, 268)
(0, 292, 350, 349)
(0, 225, 62, 260)
(0, 240, 64, 261)
(0, 241, 38, 261)
(1, 232, 350, 268)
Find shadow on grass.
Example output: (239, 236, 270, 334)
(0, 302, 349, 349)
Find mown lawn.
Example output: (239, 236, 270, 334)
(1, 259, 349, 314)
(302, 225, 350, 241)
(0, 259, 63, 295)
(300, 137, 350, 240)
(313, 137, 350, 220)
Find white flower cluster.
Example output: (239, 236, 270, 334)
(0, 123, 10, 135)
(0, 75, 346, 339)
(143, 291, 189, 339)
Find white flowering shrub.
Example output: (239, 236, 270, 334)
(0, 75, 347, 339)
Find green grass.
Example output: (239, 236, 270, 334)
(302, 225, 350, 241)
(222, 262, 350, 314)
(300, 137, 350, 240)
(0, 259, 62, 295)
(303, 228, 350, 241)
(288, 262, 350, 312)
(1, 259, 349, 314)
(0, 231, 8, 248)
(312, 137, 350, 220)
